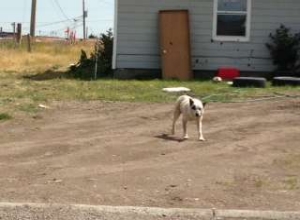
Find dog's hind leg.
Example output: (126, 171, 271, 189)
(171, 108, 181, 135)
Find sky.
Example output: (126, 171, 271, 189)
(0, 0, 114, 38)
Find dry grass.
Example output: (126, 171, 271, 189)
(0, 39, 95, 118)
(0, 39, 94, 74)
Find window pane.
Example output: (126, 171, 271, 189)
(217, 15, 246, 36)
(218, 0, 247, 11)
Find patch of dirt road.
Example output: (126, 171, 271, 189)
(0, 98, 300, 211)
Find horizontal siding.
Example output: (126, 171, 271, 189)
(116, 0, 300, 73)
(117, 55, 160, 69)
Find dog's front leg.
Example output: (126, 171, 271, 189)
(182, 119, 189, 139)
(197, 117, 205, 141)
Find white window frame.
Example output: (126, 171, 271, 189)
(212, 0, 252, 42)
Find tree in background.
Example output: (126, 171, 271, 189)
(70, 28, 113, 79)
(266, 25, 300, 76)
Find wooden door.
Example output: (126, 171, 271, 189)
(159, 10, 192, 80)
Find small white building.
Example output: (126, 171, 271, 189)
(113, 0, 300, 79)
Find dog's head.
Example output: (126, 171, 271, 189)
(189, 98, 206, 118)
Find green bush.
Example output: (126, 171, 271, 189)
(0, 113, 12, 121)
(93, 28, 113, 77)
(70, 29, 113, 79)
(266, 25, 300, 76)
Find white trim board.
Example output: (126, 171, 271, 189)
(112, 0, 118, 69)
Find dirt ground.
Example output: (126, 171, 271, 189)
(0, 98, 300, 211)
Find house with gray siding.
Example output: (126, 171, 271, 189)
(113, 0, 300, 79)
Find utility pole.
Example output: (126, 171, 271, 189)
(11, 22, 16, 41)
(82, 0, 87, 40)
(30, 0, 37, 37)
(16, 23, 22, 44)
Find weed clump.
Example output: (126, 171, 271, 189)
(0, 113, 12, 121)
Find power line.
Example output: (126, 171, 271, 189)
(52, 0, 71, 21)
(97, 0, 112, 5)
(36, 16, 82, 28)
(0, 17, 82, 25)
(46, 21, 83, 33)
(50, 0, 66, 20)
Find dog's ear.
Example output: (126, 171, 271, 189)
(189, 98, 194, 107)
(203, 102, 207, 108)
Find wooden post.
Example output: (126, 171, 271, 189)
(16, 23, 22, 45)
(82, 0, 87, 40)
(30, 0, 37, 37)
(27, 34, 32, 53)
(11, 22, 16, 44)
(94, 55, 98, 80)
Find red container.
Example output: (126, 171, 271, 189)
(217, 68, 240, 81)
